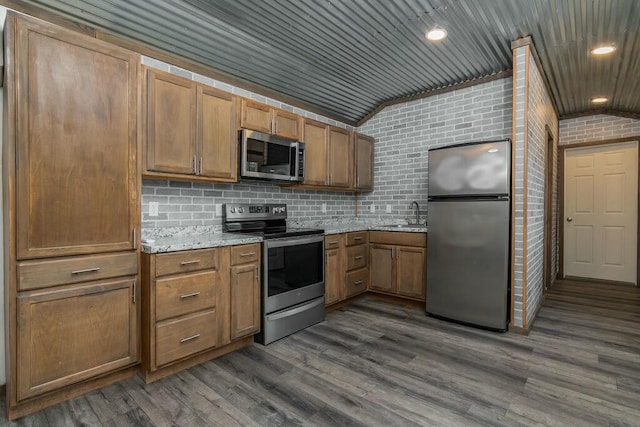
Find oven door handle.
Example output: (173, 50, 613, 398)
(264, 234, 325, 249)
(267, 297, 325, 321)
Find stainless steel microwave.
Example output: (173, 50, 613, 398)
(240, 129, 305, 182)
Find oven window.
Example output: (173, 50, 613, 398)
(267, 241, 323, 297)
(246, 138, 291, 176)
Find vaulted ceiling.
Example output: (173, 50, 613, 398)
(6, 0, 640, 125)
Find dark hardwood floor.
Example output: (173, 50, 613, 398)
(2, 279, 639, 426)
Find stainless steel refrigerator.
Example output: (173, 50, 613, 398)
(426, 139, 511, 331)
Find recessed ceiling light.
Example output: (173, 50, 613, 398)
(426, 27, 447, 42)
(591, 97, 608, 104)
(590, 45, 616, 55)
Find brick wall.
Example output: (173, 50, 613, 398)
(356, 77, 513, 223)
(559, 115, 640, 145)
(525, 51, 559, 327)
(140, 56, 355, 230)
(512, 48, 527, 328)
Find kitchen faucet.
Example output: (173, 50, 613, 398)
(410, 201, 420, 225)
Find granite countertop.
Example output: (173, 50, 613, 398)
(322, 224, 428, 234)
(141, 232, 261, 254)
(141, 222, 427, 254)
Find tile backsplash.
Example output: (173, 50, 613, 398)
(141, 179, 355, 230)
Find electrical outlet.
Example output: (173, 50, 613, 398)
(321, 203, 327, 213)
(386, 204, 392, 214)
(149, 202, 159, 217)
(215, 204, 223, 217)
(369, 204, 376, 213)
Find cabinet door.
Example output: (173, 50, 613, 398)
(197, 86, 237, 180)
(302, 119, 329, 185)
(146, 69, 197, 175)
(369, 244, 395, 292)
(325, 248, 343, 305)
(355, 134, 374, 190)
(396, 247, 427, 300)
(328, 127, 352, 187)
(17, 279, 138, 401)
(273, 109, 301, 140)
(15, 18, 138, 259)
(230, 263, 260, 340)
(241, 99, 272, 133)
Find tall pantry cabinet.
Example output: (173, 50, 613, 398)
(3, 13, 140, 419)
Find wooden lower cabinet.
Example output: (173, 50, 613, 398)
(368, 232, 427, 301)
(141, 243, 260, 382)
(369, 244, 395, 293)
(397, 247, 427, 299)
(16, 279, 138, 401)
(324, 235, 345, 305)
(230, 262, 260, 340)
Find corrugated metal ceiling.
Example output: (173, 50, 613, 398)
(8, 0, 640, 124)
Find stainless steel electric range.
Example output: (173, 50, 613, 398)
(223, 203, 325, 344)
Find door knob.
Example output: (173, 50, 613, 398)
(566, 217, 573, 222)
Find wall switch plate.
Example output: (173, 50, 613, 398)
(149, 202, 159, 217)
(321, 203, 327, 213)
(386, 204, 392, 214)
(369, 204, 375, 213)
(215, 204, 223, 217)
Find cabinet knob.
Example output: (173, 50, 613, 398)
(566, 217, 573, 222)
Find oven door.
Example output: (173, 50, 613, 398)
(263, 234, 325, 314)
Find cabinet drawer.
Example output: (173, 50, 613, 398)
(156, 249, 218, 277)
(369, 231, 427, 247)
(346, 245, 367, 270)
(230, 243, 260, 265)
(155, 271, 216, 321)
(155, 309, 217, 367)
(325, 234, 344, 249)
(346, 231, 368, 246)
(345, 268, 368, 297)
(18, 252, 138, 291)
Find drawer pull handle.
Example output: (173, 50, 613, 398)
(354, 256, 364, 260)
(180, 292, 201, 299)
(71, 267, 100, 275)
(354, 280, 364, 285)
(180, 334, 201, 343)
(354, 237, 363, 241)
(328, 241, 339, 245)
(240, 252, 256, 257)
(180, 260, 200, 266)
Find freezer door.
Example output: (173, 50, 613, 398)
(426, 199, 509, 330)
(428, 140, 510, 197)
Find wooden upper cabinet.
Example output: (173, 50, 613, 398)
(328, 127, 352, 187)
(241, 99, 302, 140)
(197, 86, 237, 180)
(146, 68, 197, 175)
(14, 17, 138, 259)
(273, 109, 301, 140)
(240, 99, 272, 134)
(354, 133, 374, 191)
(302, 119, 329, 185)
(144, 69, 238, 182)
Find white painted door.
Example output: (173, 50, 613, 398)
(564, 141, 638, 283)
